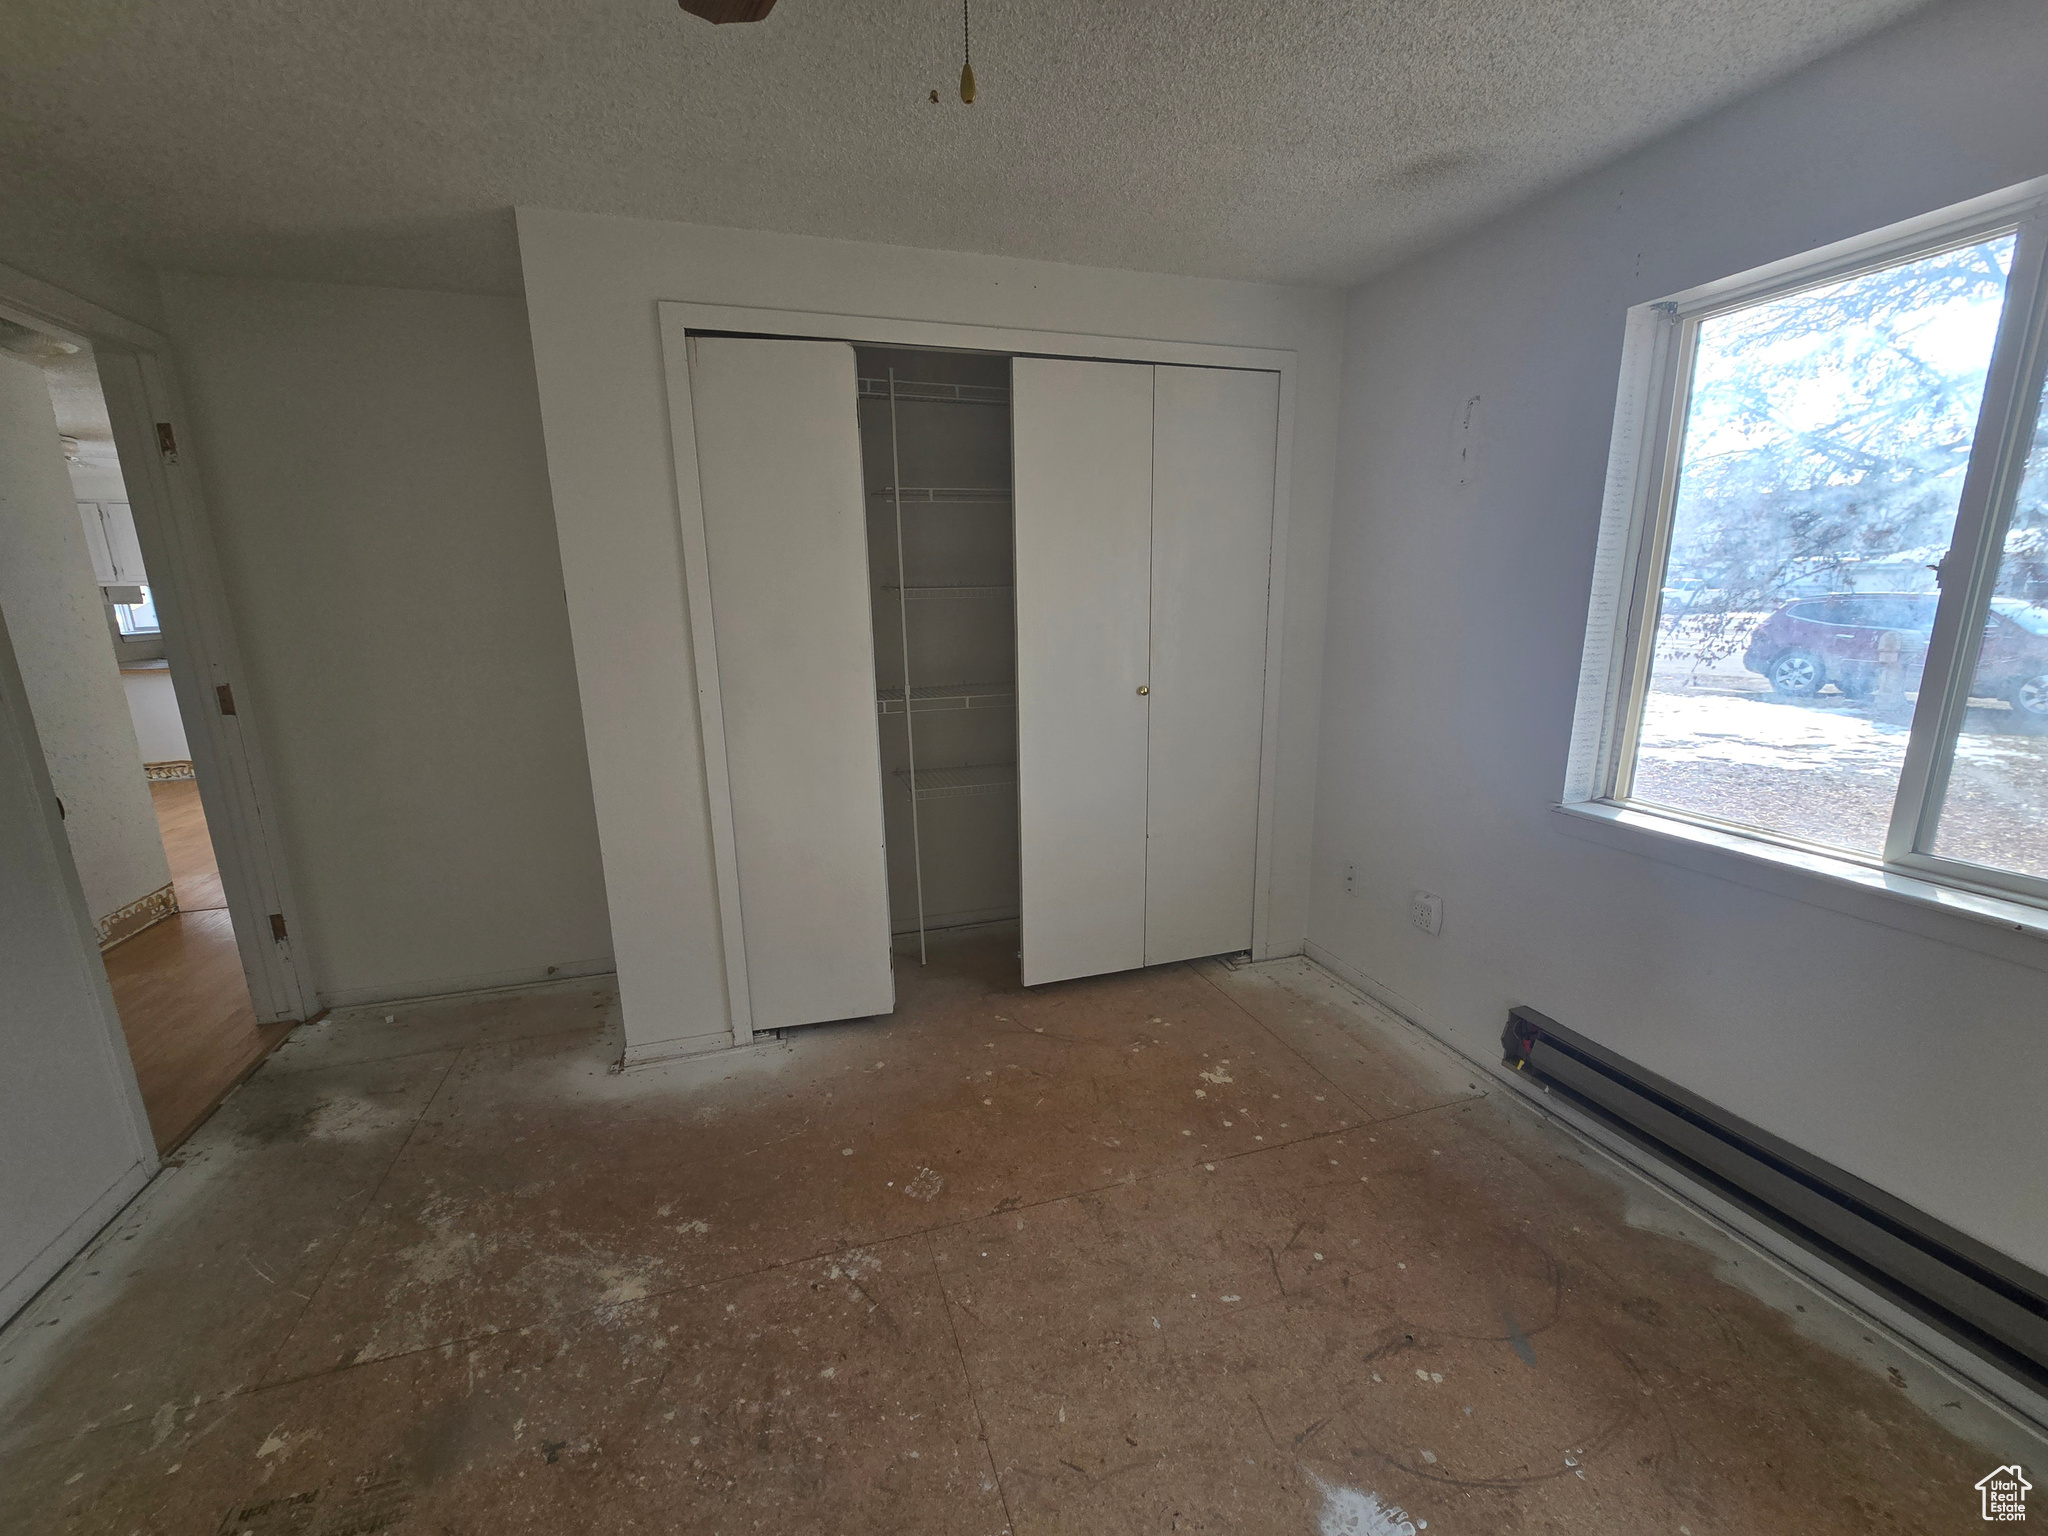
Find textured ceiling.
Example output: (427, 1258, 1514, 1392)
(0, 0, 1931, 298)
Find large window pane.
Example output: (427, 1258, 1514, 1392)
(1628, 236, 2014, 853)
(1927, 370, 2048, 879)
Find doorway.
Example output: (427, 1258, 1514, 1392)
(0, 321, 286, 1151)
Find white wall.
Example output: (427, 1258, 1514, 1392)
(0, 353, 172, 930)
(120, 666, 189, 763)
(517, 211, 1343, 1056)
(157, 274, 613, 1006)
(1315, 0, 2048, 1274)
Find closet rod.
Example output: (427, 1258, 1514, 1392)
(887, 370, 928, 965)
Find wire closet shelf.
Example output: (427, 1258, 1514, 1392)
(858, 377, 1010, 406)
(877, 367, 1018, 966)
(883, 582, 1012, 601)
(878, 681, 1017, 715)
(870, 486, 1011, 504)
(893, 763, 1018, 801)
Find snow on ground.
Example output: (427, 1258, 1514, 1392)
(1637, 693, 1906, 776)
(1639, 690, 2035, 775)
(1630, 688, 2048, 875)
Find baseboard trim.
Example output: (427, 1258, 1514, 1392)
(0, 1159, 154, 1328)
(315, 957, 616, 1011)
(1296, 939, 2048, 1441)
(97, 882, 178, 950)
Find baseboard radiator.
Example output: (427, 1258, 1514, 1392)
(1502, 1006, 2048, 1395)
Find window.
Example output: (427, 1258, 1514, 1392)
(113, 584, 160, 637)
(1571, 186, 2048, 910)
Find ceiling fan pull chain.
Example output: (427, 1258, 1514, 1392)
(961, 0, 977, 103)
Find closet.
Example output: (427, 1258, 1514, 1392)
(677, 333, 1280, 1033)
(857, 348, 1021, 960)
(1014, 358, 1278, 984)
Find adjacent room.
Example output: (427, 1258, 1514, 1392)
(1, 2, 2043, 1532)
(0, 323, 287, 1156)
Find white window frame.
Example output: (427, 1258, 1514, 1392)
(1564, 177, 2048, 924)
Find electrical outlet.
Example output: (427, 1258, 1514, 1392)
(1409, 890, 1442, 935)
(1342, 862, 1357, 896)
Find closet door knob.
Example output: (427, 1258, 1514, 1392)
(1136, 685, 1149, 696)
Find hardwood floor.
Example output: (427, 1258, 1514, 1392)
(103, 779, 291, 1153)
(150, 777, 225, 913)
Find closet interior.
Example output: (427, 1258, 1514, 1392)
(855, 347, 1019, 961)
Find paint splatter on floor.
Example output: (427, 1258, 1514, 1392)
(1310, 1472, 1421, 1536)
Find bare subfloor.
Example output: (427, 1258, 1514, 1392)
(1, 932, 2029, 1533)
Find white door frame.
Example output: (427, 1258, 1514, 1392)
(658, 301, 1297, 1035)
(0, 263, 310, 1023)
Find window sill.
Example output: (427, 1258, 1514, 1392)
(1551, 799, 2048, 971)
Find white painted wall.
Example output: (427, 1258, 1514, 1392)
(517, 210, 1343, 1055)
(120, 666, 189, 763)
(0, 353, 172, 929)
(156, 275, 613, 1006)
(1314, 0, 2048, 1273)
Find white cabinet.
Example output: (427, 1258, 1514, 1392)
(1013, 360, 1278, 985)
(76, 503, 146, 587)
(100, 504, 146, 585)
(77, 503, 117, 584)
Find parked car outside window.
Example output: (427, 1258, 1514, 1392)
(1741, 590, 2048, 724)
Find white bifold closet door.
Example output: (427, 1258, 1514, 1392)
(1013, 358, 1279, 986)
(1144, 365, 1279, 964)
(1013, 359, 1156, 985)
(684, 336, 894, 1031)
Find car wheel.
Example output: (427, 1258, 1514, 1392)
(2010, 673, 2048, 731)
(1767, 648, 1825, 699)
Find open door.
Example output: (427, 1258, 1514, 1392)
(681, 336, 894, 1033)
(0, 354, 156, 1321)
